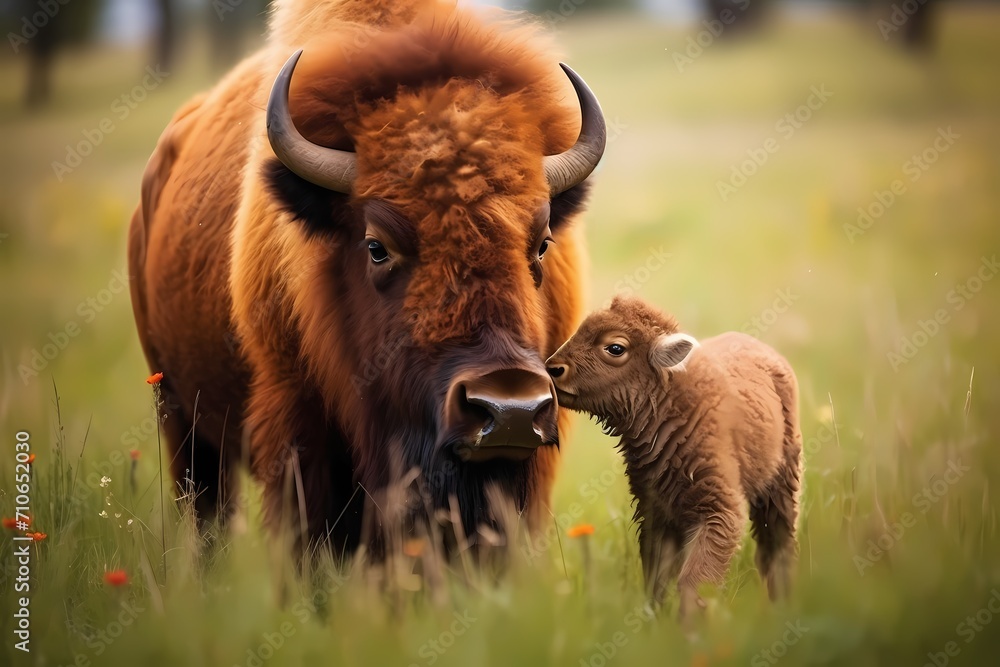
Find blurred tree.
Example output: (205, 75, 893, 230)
(525, 0, 635, 26)
(880, 0, 938, 50)
(208, 0, 268, 70)
(704, 0, 768, 35)
(1, 0, 105, 106)
(153, 0, 175, 71)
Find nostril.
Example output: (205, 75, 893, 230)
(531, 397, 558, 440)
(457, 384, 494, 431)
(532, 396, 553, 419)
(546, 365, 566, 378)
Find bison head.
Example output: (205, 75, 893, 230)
(257, 20, 605, 534)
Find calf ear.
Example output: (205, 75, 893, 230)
(650, 333, 699, 370)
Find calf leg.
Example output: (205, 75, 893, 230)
(675, 495, 744, 621)
(751, 363, 803, 600)
(639, 521, 683, 607)
(750, 461, 800, 600)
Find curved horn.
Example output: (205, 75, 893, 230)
(266, 50, 357, 194)
(543, 63, 607, 196)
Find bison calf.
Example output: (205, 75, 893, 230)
(546, 296, 802, 617)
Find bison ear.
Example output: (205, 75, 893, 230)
(650, 333, 699, 370)
(263, 159, 352, 238)
(549, 181, 591, 232)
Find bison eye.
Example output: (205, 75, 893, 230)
(367, 239, 389, 264)
(538, 237, 553, 260)
(605, 343, 626, 357)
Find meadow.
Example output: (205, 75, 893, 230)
(1, 5, 999, 666)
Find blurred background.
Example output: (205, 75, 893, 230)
(1, 0, 999, 665)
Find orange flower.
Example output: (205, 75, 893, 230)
(2, 518, 17, 530)
(130, 449, 141, 461)
(28, 532, 47, 541)
(690, 652, 709, 667)
(566, 523, 595, 538)
(146, 372, 164, 385)
(26, 453, 35, 464)
(103, 570, 129, 587)
(715, 641, 734, 659)
(402, 539, 426, 558)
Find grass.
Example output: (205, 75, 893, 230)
(2, 5, 1000, 666)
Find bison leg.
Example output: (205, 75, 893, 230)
(639, 520, 683, 607)
(751, 369, 803, 601)
(750, 463, 801, 601)
(157, 387, 240, 532)
(675, 495, 743, 622)
(247, 374, 362, 558)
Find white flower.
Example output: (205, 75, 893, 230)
(98, 510, 108, 518)
(100, 476, 112, 488)
(127, 519, 134, 526)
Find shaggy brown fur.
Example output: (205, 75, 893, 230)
(546, 297, 802, 617)
(128, 0, 594, 555)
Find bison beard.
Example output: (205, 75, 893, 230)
(127, 0, 604, 560)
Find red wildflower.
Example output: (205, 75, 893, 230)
(146, 372, 164, 385)
(28, 532, 47, 542)
(566, 523, 595, 538)
(3, 516, 30, 530)
(26, 453, 35, 464)
(130, 449, 141, 461)
(402, 539, 426, 558)
(103, 570, 129, 587)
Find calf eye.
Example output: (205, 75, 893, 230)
(605, 344, 626, 357)
(367, 239, 389, 264)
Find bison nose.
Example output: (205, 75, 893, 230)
(546, 364, 567, 379)
(444, 368, 558, 462)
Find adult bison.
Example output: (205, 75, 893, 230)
(128, 0, 606, 556)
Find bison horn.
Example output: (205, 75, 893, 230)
(267, 53, 605, 197)
(266, 49, 357, 194)
(543, 63, 607, 196)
